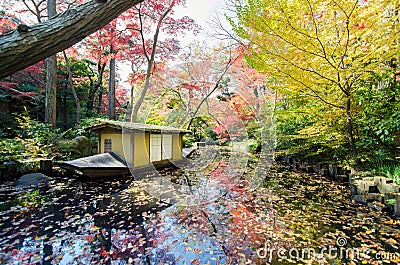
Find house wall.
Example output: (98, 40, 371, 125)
(133, 131, 150, 167)
(99, 132, 125, 158)
(172, 134, 182, 160)
(98, 128, 184, 168)
(121, 133, 132, 164)
(99, 129, 132, 162)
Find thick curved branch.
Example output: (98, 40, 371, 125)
(0, 0, 144, 79)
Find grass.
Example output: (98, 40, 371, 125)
(370, 162, 400, 184)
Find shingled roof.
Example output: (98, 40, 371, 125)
(87, 120, 191, 134)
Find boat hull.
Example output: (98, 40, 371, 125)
(56, 152, 130, 178)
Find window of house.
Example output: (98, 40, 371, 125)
(104, 139, 112, 153)
(150, 134, 173, 162)
(162, 134, 173, 160)
(150, 134, 162, 162)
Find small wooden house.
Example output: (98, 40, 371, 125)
(87, 121, 190, 169)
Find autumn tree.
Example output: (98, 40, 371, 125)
(125, 0, 199, 122)
(138, 44, 240, 130)
(0, 0, 196, 123)
(0, 11, 19, 34)
(77, 15, 123, 120)
(231, 0, 399, 157)
(138, 43, 273, 151)
(78, 24, 112, 115)
(1, 0, 150, 122)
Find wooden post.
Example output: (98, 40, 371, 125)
(394, 194, 400, 216)
(40, 159, 53, 174)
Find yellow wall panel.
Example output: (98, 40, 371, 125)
(172, 134, 182, 160)
(133, 132, 150, 167)
(121, 133, 132, 166)
(100, 133, 124, 158)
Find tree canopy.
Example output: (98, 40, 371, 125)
(231, 0, 400, 159)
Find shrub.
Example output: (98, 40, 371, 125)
(370, 163, 400, 184)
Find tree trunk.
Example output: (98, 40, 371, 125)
(179, 62, 195, 125)
(45, 0, 57, 129)
(62, 85, 67, 129)
(179, 88, 192, 125)
(108, 45, 116, 120)
(345, 96, 357, 157)
(87, 81, 95, 113)
(0, 0, 144, 79)
(87, 62, 106, 113)
(124, 85, 135, 122)
(130, 54, 154, 123)
(97, 86, 104, 115)
(63, 51, 81, 123)
(130, 4, 173, 122)
(45, 56, 57, 128)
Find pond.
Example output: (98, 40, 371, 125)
(0, 154, 399, 264)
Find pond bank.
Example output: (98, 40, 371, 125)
(263, 163, 400, 264)
(277, 155, 400, 217)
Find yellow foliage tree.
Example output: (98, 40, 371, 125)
(232, 0, 399, 156)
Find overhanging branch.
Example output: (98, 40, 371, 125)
(0, 0, 144, 78)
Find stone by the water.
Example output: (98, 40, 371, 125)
(13, 173, 52, 188)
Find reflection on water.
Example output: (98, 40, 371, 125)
(0, 162, 235, 265)
(1, 160, 399, 264)
(147, 206, 227, 265)
(0, 170, 166, 264)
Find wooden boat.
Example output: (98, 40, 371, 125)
(56, 149, 198, 178)
(56, 152, 130, 177)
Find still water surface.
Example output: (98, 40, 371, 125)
(1, 162, 400, 265)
